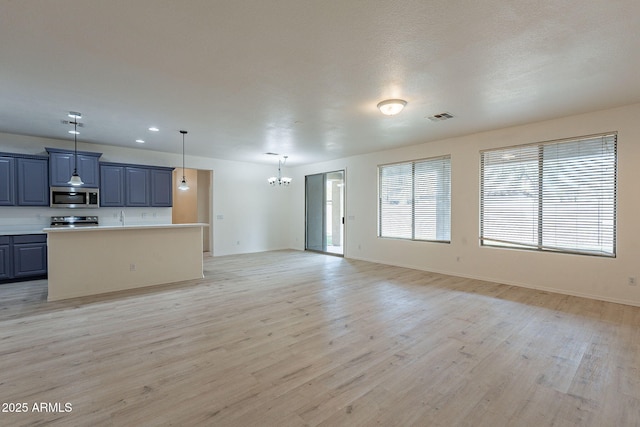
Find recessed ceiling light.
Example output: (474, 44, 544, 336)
(136, 139, 145, 143)
(148, 127, 159, 132)
(68, 111, 82, 119)
(68, 130, 80, 135)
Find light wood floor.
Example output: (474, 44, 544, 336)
(1, 250, 639, 426)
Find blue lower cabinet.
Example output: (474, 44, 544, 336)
(0, 237, 11, 280)
(0, 235, 47, 282)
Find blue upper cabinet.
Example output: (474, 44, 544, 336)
(0, 156, 16, 206)
(77, 154, 100, 187)
(48, 150, 73, 186)
(46, 148, 101, 188)
(17, 157, 49, 206)
(0, 154, 48, 207)
(101, 162, 173, 207)
(125, 166, 151, 206)
(100, 163, 126, 207)
(150, 168, 173, 207)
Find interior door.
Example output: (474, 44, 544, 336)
(305, 170, 344, 255)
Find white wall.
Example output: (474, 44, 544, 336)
(4, 104, 640, 306)
(289, 103, 640, 307)
(0, 133, 291, 256)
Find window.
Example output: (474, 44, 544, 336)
(379, 156, 451, 242)
(480, 133, 617, 257)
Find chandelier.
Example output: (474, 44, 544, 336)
(268, 156, 292, 186)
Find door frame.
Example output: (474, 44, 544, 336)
(304, 169, 346, 257)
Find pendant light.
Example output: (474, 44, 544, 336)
(67, 111, 84, 186)
(268, 155, 292, 186)
(178, 130, 189, 191)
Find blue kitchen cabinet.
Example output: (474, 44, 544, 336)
(100, 163, 174, 207)
(17, 157, 49, 206)
(77, 154, 100, 187)
(0, 237, 10, 280)
(48, 149, 73, 186)
(0, 234, 47, 282)
(100, 163, 126, 206)
(12, 235, 47, 278)
(46, 148, 101, 188)
(150, 168, 173, 207)
(125, 166, 151, 206)
(0, 156, 16, 206)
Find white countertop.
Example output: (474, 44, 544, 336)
(44, 223, 208, 233)
(0, 229, 47, 236)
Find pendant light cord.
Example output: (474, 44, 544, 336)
(73, 120, 78, 174)
(182, 131, 186, 180)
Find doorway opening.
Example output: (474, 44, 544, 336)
(305, 170, 345, 256)
(172, 168, 213, 253)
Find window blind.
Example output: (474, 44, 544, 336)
(480, 133, 616, 256)
(379, 156, 451, 242)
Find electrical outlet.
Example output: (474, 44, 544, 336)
(628, 277, 637, 286)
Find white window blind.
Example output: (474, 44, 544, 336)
(480, 133, 616, 257)
(379, 156, 451, 242)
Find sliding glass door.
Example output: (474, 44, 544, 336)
(305, 170, 344, 255)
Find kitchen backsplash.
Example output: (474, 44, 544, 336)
(0, 207, 172, 233)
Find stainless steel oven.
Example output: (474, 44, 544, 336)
(50, 216, 99, 228)
(50, 187, 99, 208)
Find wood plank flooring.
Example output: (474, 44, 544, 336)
(0, 250, 638, 426)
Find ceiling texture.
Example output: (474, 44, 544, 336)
(1, 0, 639, 166)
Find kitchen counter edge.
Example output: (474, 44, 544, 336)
(43, 223, 209, 233)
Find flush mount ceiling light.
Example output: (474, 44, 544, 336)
(178, 130, 189, 191)
(148, 126, 159, 132)
(377, 99, 407, 116)
(67, 112, 84, 186)
(268, 156, 292, 186)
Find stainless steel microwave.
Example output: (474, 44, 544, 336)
(50, 187, 99, 208)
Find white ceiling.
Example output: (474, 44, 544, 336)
(1, 0, 639, 166)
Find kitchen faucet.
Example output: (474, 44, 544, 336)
(119, 210, 125, 226)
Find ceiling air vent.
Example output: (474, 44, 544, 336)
(427, 112, 454, 122)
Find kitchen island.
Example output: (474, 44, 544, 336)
(45, 223, 206, 301)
